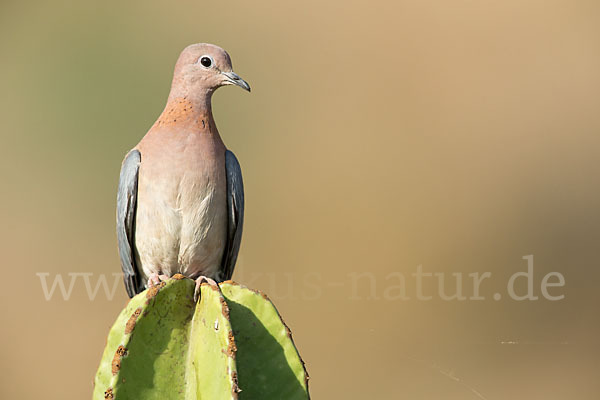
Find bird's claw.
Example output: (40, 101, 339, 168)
(147, 273, 170, 288)
(194, 276, 218, 302)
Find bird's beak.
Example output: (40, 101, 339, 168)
(221, 71, 251, 92)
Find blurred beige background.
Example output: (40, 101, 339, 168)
(1, 0, 599, 398)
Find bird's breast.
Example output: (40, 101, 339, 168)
(134, 124, 228, 280)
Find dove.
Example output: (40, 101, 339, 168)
(116, 43, 249, 300)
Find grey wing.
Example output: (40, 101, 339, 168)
(116, 149, 143, 298)
(220, 150, 245, 281)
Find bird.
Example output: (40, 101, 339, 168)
(116, 43, 249, 300)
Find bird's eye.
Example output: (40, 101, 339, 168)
(199, 56, 213, 68)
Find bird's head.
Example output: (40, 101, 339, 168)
(170, 43, 251, 96)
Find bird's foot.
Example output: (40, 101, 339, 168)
(193, 276, 219, 302)
(147, 273, 170, 288)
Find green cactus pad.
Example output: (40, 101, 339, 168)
(185, 283, 239, 399)
(220, 282, 310, 400)
(93, 278, 309, 400)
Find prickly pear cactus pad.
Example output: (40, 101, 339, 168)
(93, 277, 309, 400)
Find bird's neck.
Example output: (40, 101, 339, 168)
(156, 89, 219, 134)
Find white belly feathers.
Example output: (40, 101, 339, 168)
(133, 150, 228, 283)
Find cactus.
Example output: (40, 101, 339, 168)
(93, 277, 309, 400)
